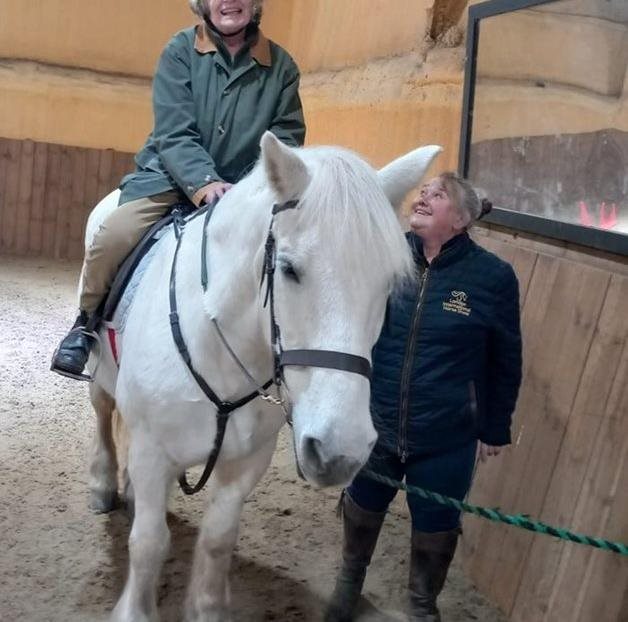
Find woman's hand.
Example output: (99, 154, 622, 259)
(193, 181, 233, 207)
(478, 442, 502, 462)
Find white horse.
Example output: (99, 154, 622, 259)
(85, 132, 441, 622)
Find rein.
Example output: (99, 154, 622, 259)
(169, 198, 372, 495)
(169, 207, 273, 495)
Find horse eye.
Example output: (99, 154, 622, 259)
(280, 262, 300, 283)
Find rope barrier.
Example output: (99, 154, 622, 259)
(363, 469, 628, 556)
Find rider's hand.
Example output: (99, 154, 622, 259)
(477, 442, 502, 462)
(193, 181, 233, 207)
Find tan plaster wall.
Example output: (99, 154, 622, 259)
(0, 0, 194, 78)
(0, 58, 462, 169)
(299, 47, 464, 169)
(261, 0, 430, 72)
(0, 0, 458, 169)
(3, 1, 624, 167)
(0, 63, 152, 154)
(0, 0, 430, 77)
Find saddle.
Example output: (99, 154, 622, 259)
(100, 201, 197, 323)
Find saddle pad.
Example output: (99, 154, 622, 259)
(102, 203, 204, 361)
(104, 235, 164, 335)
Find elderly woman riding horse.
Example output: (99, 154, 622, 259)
(51, 0, 305, 381)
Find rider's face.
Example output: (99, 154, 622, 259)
(207, 0, 254, 35)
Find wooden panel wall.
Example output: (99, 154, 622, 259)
(461, 226, 628, 622)
(0, 138, 135, 260)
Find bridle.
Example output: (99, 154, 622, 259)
(261, 199, 373, 391)
(169, 198, 372, 495)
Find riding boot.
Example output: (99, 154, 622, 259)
(408, 528, 460, 622)
(50, 310, 96, 381)
(324, 493, 386, 622)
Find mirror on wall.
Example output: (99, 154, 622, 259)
(459, 0, 628, 255)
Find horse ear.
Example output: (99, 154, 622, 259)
(261, 131, 310, 202)
(378, 145, 443, 211)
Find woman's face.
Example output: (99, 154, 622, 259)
(207, 0, 254, 34)
(408, 177, 466, 243)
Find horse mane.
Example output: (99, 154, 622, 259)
(207, 143, 416, 297)
(294, 146, 415, 288)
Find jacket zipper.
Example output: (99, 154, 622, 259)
(468, 380, 478, 420)
(397, 266, 430, 462)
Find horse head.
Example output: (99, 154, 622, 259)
(254, 132, 441, 486)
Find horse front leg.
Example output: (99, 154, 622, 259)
(88, 382, 119, 512)
(111, 432, 174, 622)
(185, 438, 277, 622)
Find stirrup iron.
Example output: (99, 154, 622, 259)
(50, 328, 103, 382)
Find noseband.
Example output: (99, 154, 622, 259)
(169, 198, 371, 495)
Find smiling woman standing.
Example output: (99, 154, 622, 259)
(326, 173, 522, 622)
(51, 0, 305, 381)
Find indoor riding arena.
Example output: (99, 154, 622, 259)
(1, 1, 626, 621)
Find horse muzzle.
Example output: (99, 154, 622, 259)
(298, 435, 376, 487)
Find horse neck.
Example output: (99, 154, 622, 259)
(204, 193, 269, 315)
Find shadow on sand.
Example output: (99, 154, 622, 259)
(75, 508, 356, 621)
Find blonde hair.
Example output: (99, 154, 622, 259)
(438, 171, 491, 226)
(188, 0, 263, 22)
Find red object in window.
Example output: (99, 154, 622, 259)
(578, 201, 593, 226)
(599, 202, 618, 230)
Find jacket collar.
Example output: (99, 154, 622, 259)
(194, 23, 272, 66)
(408, 231, 472, 269)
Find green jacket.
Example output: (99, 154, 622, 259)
(119, 24, 306, 204)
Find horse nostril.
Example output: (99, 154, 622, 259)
(301, 437, 368, 486)
(303, 436, 326, 473)
(367, 438, 376, 453)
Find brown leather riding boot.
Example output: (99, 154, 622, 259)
(408, 528, 460, 622)
(324, 493, 386, 622)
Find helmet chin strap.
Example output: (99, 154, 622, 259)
(203, 15, 249, 39)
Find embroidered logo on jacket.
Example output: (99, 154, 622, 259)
(443, 290, 471, 316)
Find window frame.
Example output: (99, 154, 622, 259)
(458, 0, 628, 256)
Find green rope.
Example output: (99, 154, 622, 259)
(363, 469, 628, 556)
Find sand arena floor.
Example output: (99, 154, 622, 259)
(0, 256, 506, 622)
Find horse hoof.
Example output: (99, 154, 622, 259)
(89, 489, 120, 513)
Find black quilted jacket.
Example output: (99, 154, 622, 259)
(370, 232, 522, 458)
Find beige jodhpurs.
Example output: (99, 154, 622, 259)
(79, 190, 181, 313)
